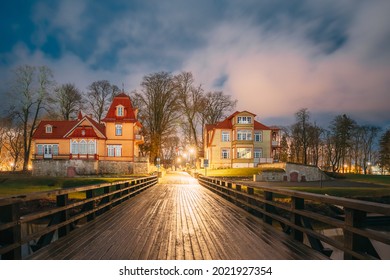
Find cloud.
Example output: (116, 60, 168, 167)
(182, 2, 390, 126)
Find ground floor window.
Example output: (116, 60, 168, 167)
(107, 145, 122, 157)
(221, 148, 230, 159)
(37, 144, 59, 158)
(236, 148, 252, 159)
(254, 148, 263, 159)
(71, 139, 96, 155)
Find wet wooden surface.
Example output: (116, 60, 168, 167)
(27, 172, 328, 260)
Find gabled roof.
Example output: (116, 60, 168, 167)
(101, 93, 138, 123)
(32, 120, 79, 139)
(204, 110, 271, 132)
(64, 115, 106, 139)
(33, 114, 106, 140)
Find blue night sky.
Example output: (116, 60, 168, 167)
(1, 0, 389, 129)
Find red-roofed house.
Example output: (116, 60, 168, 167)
(204, 111, 280, 168)
(32, 93, 146, 176)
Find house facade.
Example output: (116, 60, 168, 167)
(32, 93, 146, 176)
(204, 111, 280, 168)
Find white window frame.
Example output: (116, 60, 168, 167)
(221, 148, 230, 159)
(254, 148, 263, 159)
(88, 140, 96, 154)
(107, 145, 122, 157)
(71, 140, 78, 154)
(237, 130, 252, 141)
(37, 144, 58, 158)
(45, 125, 52, 133)
(221, 131, 230, 142)
(117, 106, 124, 117)
(116, 124, 123, 136)
(254, 131, 262, 142)
(237, 116, 252, 124)
(79, 139, 87, 154)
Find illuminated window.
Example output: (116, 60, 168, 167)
(237, 148, 252, 159)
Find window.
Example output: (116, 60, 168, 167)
(221, 148, 230, 159)
(237, 148, 252, 159)
(221, 131, 230, 142)
(71, 140, 78, 154)
(107, 145, 122, 157)
(37, 145, 44, 155)
(37, 144, 58, 158)
(254, 149, 263, 159)
(117, 106, 124, 117)
(45, 125, 52, 133)
(254, 132, 262, 142)
(116, 124, 123, 136)
(237, 116, 252, 124)
(79, 140, 87, 154)
(88, 140, 96, 154)
(237, 130, 252, 141)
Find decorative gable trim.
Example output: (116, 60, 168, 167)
(63, 117, 106, 139)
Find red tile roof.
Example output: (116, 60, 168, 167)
(33, 114, 106, 140)
(101, 93, 138, 123)
(32, 120, 79, 139)
(204, 111, 271, 132)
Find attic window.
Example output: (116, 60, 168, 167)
(117, 106, 124, 117)
(45, 125, 53, 133)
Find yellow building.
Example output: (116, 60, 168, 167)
(204, 111, 280, 168)
(31, 93, 145, 176)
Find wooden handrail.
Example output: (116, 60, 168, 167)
(198, 175, 390, 260)
(0, 175, 158, 259)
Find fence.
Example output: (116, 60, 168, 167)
(0, 175, 158, 259)
(198, 175, 390, 260)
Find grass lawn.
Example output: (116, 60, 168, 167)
(198, 167, 259, 177)
(196, 168, 390, 200)
(0, 175, 137, 198)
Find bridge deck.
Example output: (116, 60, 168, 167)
(27, 172, 328, 260)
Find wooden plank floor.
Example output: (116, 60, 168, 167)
(27, 171, 328, 260)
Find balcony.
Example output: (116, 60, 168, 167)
(33, 154, 99, 160)
(135, 134, 144, 144)
(272, 140, 280, 147)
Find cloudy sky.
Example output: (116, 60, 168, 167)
(1, 0, 390, 129)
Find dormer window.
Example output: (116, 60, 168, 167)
(117, 105, 124, 117)
(45, 125, 53, 133)
(237, 116, 252, 124)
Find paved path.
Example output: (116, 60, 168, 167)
(28, 172, 327, 260)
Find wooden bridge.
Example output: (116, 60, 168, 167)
(1, 172, 389, 260)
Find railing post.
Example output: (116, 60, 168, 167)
(263, 191, 273, 225)
(344, 208, 366, 260)
(291, 197, 304, 242)
(86, 190, 96, 221)
(0, 203, 22, 259)
(57, 194, 70, 238)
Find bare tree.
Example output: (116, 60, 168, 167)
(132, 72, 180, 162)
(9, 65, 54, 171)
(379, 129, 390, 174)
(54, 83, 83, 120)
(86, 80, 119, 122)
(201, 91, 237, 125)
(5, 125, 24, 171)
(327, 114, 356, 173)
(359, 125, 381, 174)
(174, 72, 204, 150)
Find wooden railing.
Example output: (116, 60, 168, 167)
(0, 175, 158, 260)
(198, 175, 390, 260)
